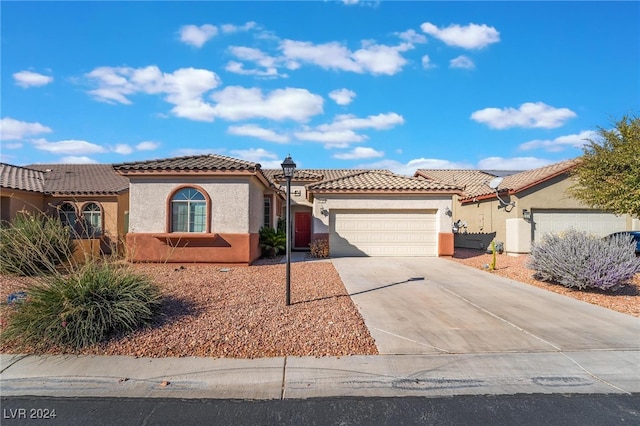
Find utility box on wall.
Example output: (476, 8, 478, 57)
(505, 218, 531, 254)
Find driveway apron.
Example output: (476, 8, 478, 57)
(331, 257, 640, 355)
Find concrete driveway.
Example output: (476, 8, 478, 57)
(331, 257, 640, 355)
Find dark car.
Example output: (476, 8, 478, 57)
(605, 231, 640, 254)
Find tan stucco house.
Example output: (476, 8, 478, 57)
(114, 154, 461, 264)
(416, 159, 640, 254)
(114, 155, 284, 264)
(0, 163, 130, 254)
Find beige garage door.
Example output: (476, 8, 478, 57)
(329, 209, 437, 257)
(533, 209, 627, 241)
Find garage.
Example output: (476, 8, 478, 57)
(533, 209, 627, 241)
(329, 209, 437, 257)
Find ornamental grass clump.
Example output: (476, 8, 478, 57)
(528, 228, 640, 292)
(0, 211, 76, 276)
(2, 262, 161, 350)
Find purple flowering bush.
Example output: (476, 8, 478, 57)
(528, 228, 640, 292)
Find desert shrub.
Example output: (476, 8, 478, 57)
(0, 211, 76, 276)
(310, 238, 329, 258)
(528, 228, 640, 291)
(2, 262, 161, 349)
(259, 226, 286, 257)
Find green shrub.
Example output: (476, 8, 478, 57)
(259, 226, 286, 257)
(2, 262, 161, 349)
(528, 228, 640, 291)
(0, 211, 76, 276)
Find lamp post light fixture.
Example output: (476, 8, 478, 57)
(281, 155, 296, 306)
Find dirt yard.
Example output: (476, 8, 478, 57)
(0, 261, 378, 358)
(446, 249, 640, 317)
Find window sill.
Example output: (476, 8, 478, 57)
(153, 233, 217, 241)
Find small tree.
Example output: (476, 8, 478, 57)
(569, 115, 640, 218)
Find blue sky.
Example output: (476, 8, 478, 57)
(1, 1, 638, 174)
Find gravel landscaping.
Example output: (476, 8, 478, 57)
(446, 249, 640, 317)
(2, 251, 638, 359)
(0, 261, 378, 358)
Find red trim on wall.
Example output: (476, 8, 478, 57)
(438, 232, 454, 256)
(126, 232, 260, 264)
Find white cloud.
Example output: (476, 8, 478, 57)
(471, 102, 577, 129)
(13, 70, 54, 88)
(334, 147, 384, 160)
(421, 22, 500, 49)
(228, 124, 290, 143)
(0, 117, 52, 140)
(294, 112, 404, 147)
(230, 148, 282, 168)
(361, 157, 474, 176)
(397, 29, 427, 44)
(113, 144, 133, 155)
(2, 142, 22, 150)
(31, 138, 107, 155)
(225, 46, 289, 77)
(221, 21, 257, 34)
(225, 61, 282, 78)
(450, 55, 475, 69)
(318, 112, 404, 131)
(329, 88, 356, 105)
(136, 141, 160, 151)
(211, 86, 323, 122)
(519, 130, 596, 152)
(280, 39, 411, 75)
(477, 156, 557, 170)
(421, 55, 435, 69)
(86, 65, 222, 121)
(60, 156, 98, 164)
(179, 24, 218, 48)
(294, 129, 366, 144)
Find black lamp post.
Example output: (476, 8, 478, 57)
(281, 155, 296, 306)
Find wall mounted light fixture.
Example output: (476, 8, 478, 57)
(522, 209, 531, 221)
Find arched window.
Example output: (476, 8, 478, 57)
(58, 203, 77, 228)
(82, 202, 102, 237)
(170, 188, 207, 232)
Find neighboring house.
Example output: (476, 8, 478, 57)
(113, 155, 284, 264)
(416, 159, 640, 254)
(265, 168, 461, 257)
(0, 163, 130, 254)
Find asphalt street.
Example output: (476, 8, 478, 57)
(2, 394, 640, 426)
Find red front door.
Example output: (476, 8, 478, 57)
(294, 212, 312, 248)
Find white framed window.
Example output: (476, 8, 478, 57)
(82, 202, 102, 237)
(170, 188, 207, 232)
(264, 197, 271, 227)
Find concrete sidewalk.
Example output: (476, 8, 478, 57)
(2, 350, 639, 399)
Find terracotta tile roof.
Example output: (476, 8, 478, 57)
(114, 154, 260, 173)
(416, 159, 580, 201)
(26, 164, 129, 195)
(307, 170, 460, 192)
(0, 163, 45, 193)
(415, 169, 497, 192)
(459, 159, 580, 201)
(262, 168, 381, 184)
